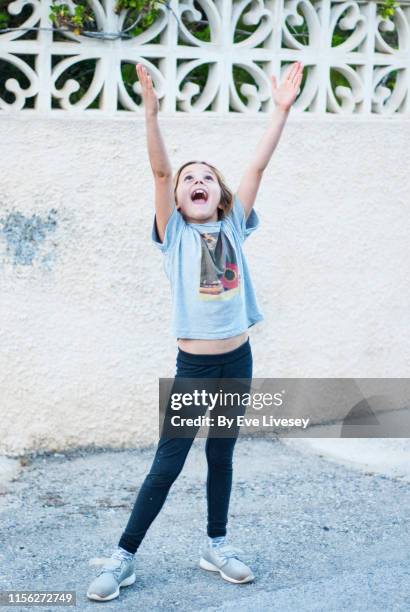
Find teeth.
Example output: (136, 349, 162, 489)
(192, 189, 207, 200)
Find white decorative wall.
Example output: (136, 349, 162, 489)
(0, 1, 409, 455)
(1, 0, 409, 115)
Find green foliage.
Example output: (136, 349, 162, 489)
(0, 9, 9, 29)
(48, 0, 165, 36)
(114, 0, 166, 36)
(378, 0, 400, 19)
(49, 1, 94, 35)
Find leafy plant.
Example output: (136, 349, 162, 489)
(48, 0, 166, 36)
(378, 0, 400, 19)
(49, 1, 95, 35)
(114, 0, 165, 36)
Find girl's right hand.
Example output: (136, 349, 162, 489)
(136, 63, 159, 117)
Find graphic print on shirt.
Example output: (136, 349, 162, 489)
(198, 230, 240, 300)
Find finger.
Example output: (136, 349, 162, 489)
(293, 61, 303, 80)
(136, 64, 146, 85)
(140, 64, 151, 85)
(138, 63, 147, 78)
(290, 69, 300, 87)
(136, 65, 145, 88)
(137, 63, 155, 93)
(294, 72, 303, 91)
(291, 62, 303, 86)
(141, 65, 148, 84)
(286, 62, 298, 82)
(142, 66, 150, 89)
(271, 75, 277, 90)
(283, 63, 293, 81)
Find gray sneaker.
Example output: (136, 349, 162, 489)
(87, 556, 136, 601)
(199, 543, 255, 584)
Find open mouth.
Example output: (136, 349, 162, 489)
(191, 188, 208, 204)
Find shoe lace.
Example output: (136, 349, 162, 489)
(89, 556, 130, 579)
(214, 545, 245, 563)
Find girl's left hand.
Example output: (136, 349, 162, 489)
(271, 61, 304, 112)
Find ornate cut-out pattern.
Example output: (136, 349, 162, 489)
(0, 0, 409, 114)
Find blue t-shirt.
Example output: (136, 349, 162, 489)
(151, 193, 264, 339)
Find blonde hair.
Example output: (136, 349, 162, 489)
(172, 160, 233, 220)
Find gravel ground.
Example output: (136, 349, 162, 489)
(0, 437, 409, 612)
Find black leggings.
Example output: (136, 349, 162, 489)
(118, 338, 253, 554)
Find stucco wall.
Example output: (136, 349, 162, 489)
(1, 114, 409, 455)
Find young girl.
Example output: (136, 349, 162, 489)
(87, 60, 303, 602)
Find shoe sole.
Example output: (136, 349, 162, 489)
(86, 573, 136, 601)
(199, 557, 255, 584)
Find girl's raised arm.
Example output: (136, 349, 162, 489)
(136, 63, 174, 243)
(236, 61, 304, 220)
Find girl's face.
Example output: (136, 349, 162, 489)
(175, 163, 222, 224)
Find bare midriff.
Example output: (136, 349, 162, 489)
(177, 330, 249, 355)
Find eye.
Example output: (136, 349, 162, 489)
(205, 175, 214, 180)
(184, 174, 193, 180)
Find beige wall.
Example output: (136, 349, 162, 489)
(1, 114, 409, 455)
